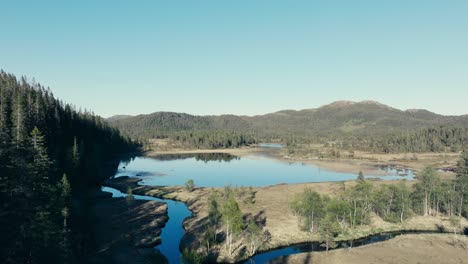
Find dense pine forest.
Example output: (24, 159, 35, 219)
(364, 127, 468, 153)
(110, 112, 257, 149)
(0, 71, 139, 263)
(166, 130, 257, 149)
(320, 126, 468, 154)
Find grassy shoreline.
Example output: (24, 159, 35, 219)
(144, 142, 459, 178)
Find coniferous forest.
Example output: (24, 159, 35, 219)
(0, 71, 139, 263)
(362, 127, 468, 153)
(109, 106, 468, 154)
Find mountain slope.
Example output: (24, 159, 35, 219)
(109, 101, 468, 139)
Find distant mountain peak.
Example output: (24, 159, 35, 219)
(321, 100, 393, 109)
(359, 100, 384, 105)
(322, 100, 356, 107)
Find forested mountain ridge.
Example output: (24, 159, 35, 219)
(0, 71, 139, 263)
(109, 100, 468, 140)
(109, 112, 251, 137)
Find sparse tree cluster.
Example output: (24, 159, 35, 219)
(290, 160, 468, 250)
(412, 160, 467, 218)
(191, 186, 268, 262)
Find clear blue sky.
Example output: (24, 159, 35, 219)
(1, 0, 467, 117)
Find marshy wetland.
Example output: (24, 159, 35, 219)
(102, 147, 467, 263)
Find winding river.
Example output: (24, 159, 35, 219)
(102, 186, 191, 264)
(107, 152, 416, 263)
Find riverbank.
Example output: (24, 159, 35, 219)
(105, 177, 468, 263)
(269, 233, 468, 264)
(85, 190, 169, 263)
(275, 146, 459, 179)
(144, 138, 263, 157)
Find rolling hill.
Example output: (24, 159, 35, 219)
(108, 100, 468, 140)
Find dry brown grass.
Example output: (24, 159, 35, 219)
(276, 145, 460, 180)
(237, 181, 467, 248)
(281, 143, 459, 161)
(271, 234, 468, 264)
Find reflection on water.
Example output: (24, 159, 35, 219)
(377, 165, 414, 177)
(258, 143, 284, 148)
(151, 152, 239, 162)
(114, 154, 414, 187)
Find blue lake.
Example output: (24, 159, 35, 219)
(114, 153, 414, 187)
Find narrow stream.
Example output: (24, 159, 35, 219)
(101, 186, 191, 264)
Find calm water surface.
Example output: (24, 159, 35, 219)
(114, 153, 414, 187)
